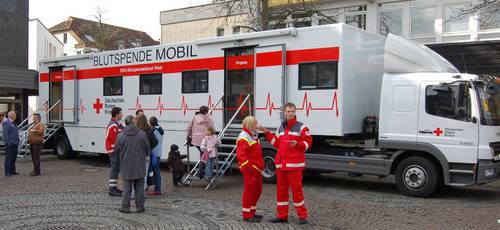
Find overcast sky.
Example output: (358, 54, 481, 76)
(29, 0, 211, 41)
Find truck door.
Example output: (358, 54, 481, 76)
(224, 47, 255, 124)
(49, 67, 63, 122)
(254, 44, 286, 127)
(417, 81, 479, 164)
(62, 66, 78, 123)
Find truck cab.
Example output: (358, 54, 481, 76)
(378, 34, 500, 196)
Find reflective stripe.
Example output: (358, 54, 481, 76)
(242, 208, 251, 212)
(288, 131, 300, 136)
(278, 132, 285, 137)
(300, 125, 308, 132)
(275, 164, 282, 168)
(294, 201, 304, 207)
(286, 162, 305, 168)
(270, 138, 276, 145)
(109, 179, 118, 182)
(251, 206, 257, 210)
(277, 201, 288, 206)
(303, 141, 309, 150)
(239, 160, 249, 168)
(106, 149, 114, 153)
(238, 137, 257, 146)
(252, 165, 262, 172)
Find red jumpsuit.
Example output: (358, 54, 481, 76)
(236, 128, 264, 219)
(265, 116, 312, 220)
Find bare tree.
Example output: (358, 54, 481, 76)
(82, 6, 121, 52)
(216, 0, 341, 33)
(446, 0, 499, 28)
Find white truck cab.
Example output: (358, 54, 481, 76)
(377, 35, 500, 196)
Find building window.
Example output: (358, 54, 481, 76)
(217, 28, 225, 37)
(117, 41, 125, 50)
(379, 9, 403, 36)
(63, 33, 67, 44)
(425, 83, 471, 121)
(411, 7, 436, 36)
(140, 73, 162, 95)
(298, 62, 338, 90)
(103, 76, 123, 96)
(345, 5, 367, 30)
(233, 26, 241, 34)
(479, 3, 500, 30)
(182, 70, 209, 94)
(443, 4, 469, 33)
(76, 51, 81, 55)
(132, 39, 142, 48)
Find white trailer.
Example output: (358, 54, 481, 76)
(37, 24, 500, 197)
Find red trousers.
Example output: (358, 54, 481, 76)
(276, 170, 307, 220)
(241, 168, 262, 219)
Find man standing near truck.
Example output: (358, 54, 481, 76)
(106, 107, 124, 196)
(259, 102, 312, 225)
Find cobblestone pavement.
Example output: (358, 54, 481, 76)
(1, 153, 500, 229)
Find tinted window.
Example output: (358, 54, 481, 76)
(182, 70, 209, 94)
(425, 83, 471, 121)
(103, 76, 123, 96)
(140, 73, 162, 95)
(299, 62, 337, 90)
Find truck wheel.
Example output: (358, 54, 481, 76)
(262, 150, 277, 184)
(395, 156, 439, 197)
(54, 135, 75, 159)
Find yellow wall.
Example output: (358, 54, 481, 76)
(268, 0, 316, 7)
(161, 14, 248, 44)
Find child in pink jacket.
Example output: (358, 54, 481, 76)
(200, 126, 219, 181)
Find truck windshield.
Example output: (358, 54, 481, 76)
(476, 81, 500, 126)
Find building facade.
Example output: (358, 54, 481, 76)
(160, 0, 500, 75)
(29, 19, 64, 71)
(0, 0, 38, 122)
(49, 17, 160, 56)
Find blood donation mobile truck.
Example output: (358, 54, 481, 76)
(35, 24, 500, 197)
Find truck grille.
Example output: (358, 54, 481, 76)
(489, 142, 500, 157)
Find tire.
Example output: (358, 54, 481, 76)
(262, 149, 277, 184)
(54, 135, 75, 159)
(395, 156, 439, 197)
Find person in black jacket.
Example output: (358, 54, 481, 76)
(166, 144, 187, 186)
(136, 114, 158, 191)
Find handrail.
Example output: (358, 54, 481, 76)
(217, 94, 251, 141)
(18, 99, 49, 129)
(208, 95, 224, 117)
(20, 100, 61, 139)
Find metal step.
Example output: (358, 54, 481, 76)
(219, 143, 236, 149)
(449, 169, 474, 174)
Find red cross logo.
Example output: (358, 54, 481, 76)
(93, 98, 103, 114)
(434, 128, 443, 137)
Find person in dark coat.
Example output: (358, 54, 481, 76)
(3, 111, 19, 176)
(165, 144, 187, 186)
(114, 115, 150, 213)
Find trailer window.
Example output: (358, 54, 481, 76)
(103, 76, 123, 96)
(425, 83, 471, 121)
(140, 73, 162, 95)
(182, 70, 208, 94)
(299, 62, 337, 90)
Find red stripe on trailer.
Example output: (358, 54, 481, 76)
(39, 47, 340, 82)
(286, 47, 339, 65)
(256, 51, 282, 67)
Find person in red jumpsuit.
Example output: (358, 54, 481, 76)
(236, 116, 264, 222)
(259, 102, 312, 225)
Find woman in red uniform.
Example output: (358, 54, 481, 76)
(237, 116, 264, 222)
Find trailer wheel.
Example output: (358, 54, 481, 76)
(54, 135, 75, 159)
(395, 156, 439, 197)
(262, 149, 277, 184)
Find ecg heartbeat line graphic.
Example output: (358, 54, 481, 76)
(123, 91, 339, 117)
(128, 95, 223, 116)
(296, 91, 339, 117)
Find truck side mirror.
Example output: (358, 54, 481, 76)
(470, 116, 478, 124)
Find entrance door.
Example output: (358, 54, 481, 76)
(62, 66, 78, 123)
(254, 44, 286, 127)
(224, 47, 255, 124)
(49, 67, 63, 122)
